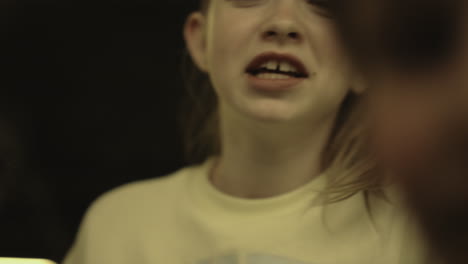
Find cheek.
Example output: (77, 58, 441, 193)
(313, 26, 355, 93)
(205, 11, 254, 72)
(205, 28, 239, 96)
(312, 22, 349, 68)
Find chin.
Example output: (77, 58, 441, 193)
(223, 95, 306, 123)
(243, 103, 301, 123)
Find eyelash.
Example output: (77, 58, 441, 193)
(227, 0, 332, 17)
(227, 0, 264, 7)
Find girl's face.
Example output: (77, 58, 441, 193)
(185, 0, 363, 123)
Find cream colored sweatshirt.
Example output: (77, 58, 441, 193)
(63, 158, 428, 264)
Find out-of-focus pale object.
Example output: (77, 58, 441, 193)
(0, 258, 56, 264)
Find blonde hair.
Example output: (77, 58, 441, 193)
(180, 0, 386, 204)
(320, 93, 384, 203)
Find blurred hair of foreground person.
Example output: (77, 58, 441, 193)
(333, 0, 468, 263)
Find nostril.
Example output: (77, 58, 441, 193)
(288, 32, 299, 39)
(265, 31, 277, 37)
(262, 30, 301, 41)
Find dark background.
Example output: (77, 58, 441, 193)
(0, 0, 197, 261)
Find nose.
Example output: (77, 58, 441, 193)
(261, 2, 304, 43)
(262, 23, 301, 42)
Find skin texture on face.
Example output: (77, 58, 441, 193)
(186, 0, 363, 125)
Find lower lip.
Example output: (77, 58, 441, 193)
(246, 74, 305, 92)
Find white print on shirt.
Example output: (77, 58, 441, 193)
(195, 252, 314, 264)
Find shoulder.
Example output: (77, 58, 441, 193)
(76, 159, 213, 233)
(85, 162, 206, 220)
(63, 162, 210, 264)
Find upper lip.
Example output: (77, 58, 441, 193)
(245, 52, 310, 78)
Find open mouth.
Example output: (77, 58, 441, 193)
(246, 52, 310, 79)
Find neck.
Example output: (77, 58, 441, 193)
(211, 108, 337, 199)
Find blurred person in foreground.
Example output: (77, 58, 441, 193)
(332, 0, 468, 263)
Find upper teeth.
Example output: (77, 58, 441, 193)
(261, 60, 299, 73)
